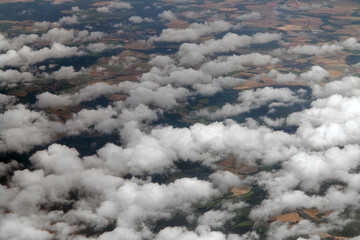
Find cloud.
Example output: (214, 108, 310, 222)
(253, 65, 329, 84)
(287, 94, 360, 149)
(0, 43, 83, 68)
(0, 69, 34, 87)
(57, 15, 79, 25)
(97, 1, 132, 13)
(287, 43, 343, 55)
(41, 28, 105, 44)
(158, 10, 177, 21)
(311, 76, 360, 98)
(155, 226, 259, 240)
(51, 66, 82, 80)
(129, 16, 154, 23)
(0, 94, 16, 110)
(0, 104, 63, 153)
(236, 12, 262, 21)
(342, 37, 360, 50)
(177, 32, 282, 65)
(193, 87, 305, 119)
(199, 53, 279, 76)
(279, 3, 327, 11)
(151, 20, 236, 42)
(86, 42, 121, 52)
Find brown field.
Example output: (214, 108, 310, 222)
(218, 8, 237, 12)
(303, 209, 331, 221)
(165, 20, 189, 29)
(116, 75, 138, 81)
(230, 186, 250, 196)
(124, 41, 151, 50)
(328, 69, 343, 78)
(217, 154, 258, 175)
(90, 1, 112, 6)
(270, 212, 304, 223)
(276, 25, 303, 31)
(108, 94, 127, 102)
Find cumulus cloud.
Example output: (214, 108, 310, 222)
(0, 105, 63, 153)
(97, 1, 132, 13)
(200, 53, 279, 76)
(236, 12, 262, 21)
(129, 16, 154, 23)
(194, 87, 305, 119)
(57, 15, 79, 25)
(253, 65, 329, 84)
(151, 20, 236, 42)
(51, 66, 83, 80)
(342, 37, 360, 50)
(177, 32, 282, 65)
(0, 43, 83, 68)
(158, 10, 177, 21)
(288, 43, 343, 55)
(0, 69, 34, 87)
(86, 42, 121, 52)
(41, 28, 105, 44)
(0, 94, 16, 110)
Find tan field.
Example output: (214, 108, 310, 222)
(230, 186, 250, 196)
(303, 209, 331, 221)
(276, 25, 303, 31)
(90, 1, 112, 6)
(108, 94, 127, 102)
(270, 212, 304, 223)
(124, 41, 151, 50)
(165, 20, 189, 29)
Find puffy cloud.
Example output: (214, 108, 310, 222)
(236, 12, 262, 21)
(287, 94, 360, 149)
(288, 43, 343, 55)
(0, 33, 39, 51)
(194, 87, 305, 119)
(209, 171, 243, 192)
(149, 55, 174, 67)
(129, 16, 154, 23)
(311, 76, 360, 98)
(280, 3, 327, 11)
(51, 66, 82, 80)
(0, 43, 83, 68)
(41, 28, 105, 44)
(200, 53, 279, 76)
(36, 82, 124, 108)
(97, 1, 132, 13)
(299, 66, 329, 83)
(152, 20, 235, 42)
(197, 210, 236, 228)
(254, 65, 328, 84)
(0, 105, 63, 153)
(342, 37, 360, 50)
(57, 15, 79, 25)
(155, 226, 259, 240)
(158, 10, 177, 21)
(125, 84, 190, 110)
(0, 69, 34, 87)
(177, 32, 282, 65)
(0, 94, 16, 110)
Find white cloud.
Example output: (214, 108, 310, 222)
(0, 43, 83, 68)
(236, 12, 262, 21)
(128, 16, 153, 23)
(152, 20, 236, 42)
(158, 10, 177, 21)
(177, 32, 282, 65)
